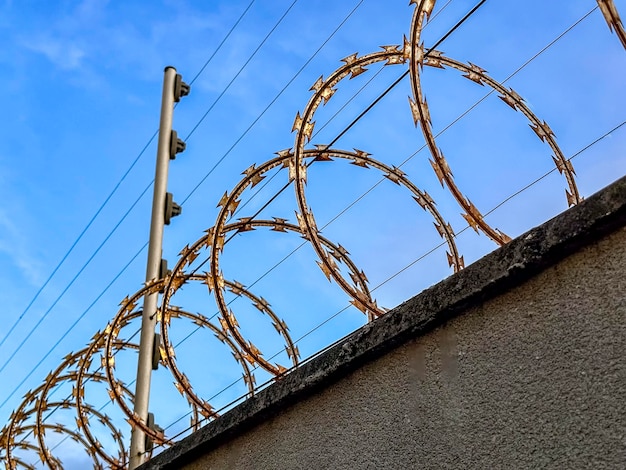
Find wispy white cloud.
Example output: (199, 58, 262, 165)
(0, 206, 44, 286)
(22, 36, 86, 70)
(75, 0, 109, 22)
(14, 0, 224, 85)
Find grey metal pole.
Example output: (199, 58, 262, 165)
(129, 66, 177, 469)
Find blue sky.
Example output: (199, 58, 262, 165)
(1, 0, 624, 466)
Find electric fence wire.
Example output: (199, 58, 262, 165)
(0, 0, 364, 411)
(186, 0, 257, 87)
(4, 5, 603, 460)
(0, 186, 151, 380)
(158, 118, 625, 444)
(181, 0, 299, 143)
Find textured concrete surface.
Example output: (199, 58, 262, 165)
(140, 175, 626, 469)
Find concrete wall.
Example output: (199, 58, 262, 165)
(141, 176, 626, 470)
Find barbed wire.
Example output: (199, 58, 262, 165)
(2, 0, 624, 467)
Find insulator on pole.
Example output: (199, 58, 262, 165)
(170, 130, 186, 159)
(174, 74, 190, 102)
